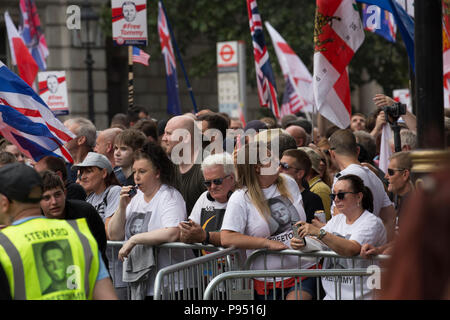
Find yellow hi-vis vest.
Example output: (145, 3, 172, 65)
(0, 217, 99, 300)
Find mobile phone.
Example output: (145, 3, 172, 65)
(128, 185, 138, 198)
(291, 222, 306, 245)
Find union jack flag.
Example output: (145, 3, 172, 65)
(158, 1, 181, 115)
(246, 0, 280, 119)
(19, 0, 49, 71)
(0, 61, 75, 163)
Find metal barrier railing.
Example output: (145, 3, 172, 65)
(153, 247, 242, 300)
(240, 249, 389, 300)
(244, 248, 390, 270)
(106, 241, 227, 300)
(203, 268, 379, 300)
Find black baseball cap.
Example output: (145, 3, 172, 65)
(0, 163, 43, 203)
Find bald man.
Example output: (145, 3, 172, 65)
(94, 128, 123, 167)
(285, 125, 307, 148)
(161, 115, 206, 215)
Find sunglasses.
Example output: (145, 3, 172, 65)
(387, 168, 406, 176)
(329, 191, 358, 201)
(279, 162, 301, 171)
(203, 175, 231, 188)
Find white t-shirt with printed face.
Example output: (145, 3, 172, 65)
(221, 174, 314, 276)
(321, 210, 387, 300)
(125, 184, 193, 296)
(86, 185, 121, 222)
(332, 164, 393, 217)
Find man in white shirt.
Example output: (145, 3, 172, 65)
(328, 129, 396, 241)
(179, 152, 235, 248)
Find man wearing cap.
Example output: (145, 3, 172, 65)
(0, 163, 117, 300)
(299, 147, 332, 222)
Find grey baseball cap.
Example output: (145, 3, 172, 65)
(72, 152, 113, 174)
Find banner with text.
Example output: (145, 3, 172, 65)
(112, 0, 148, 46)
(38, 71, 69, 116)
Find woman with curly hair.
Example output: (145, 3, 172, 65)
(108, 141, 191, 299)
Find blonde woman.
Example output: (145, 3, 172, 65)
(221, 141, 317, 300)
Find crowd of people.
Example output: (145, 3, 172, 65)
(0, 93, 449, 300)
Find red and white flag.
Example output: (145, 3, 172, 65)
(265, 21, 314, 116)
(5, 11, 38, 87)
(313, 0, 364, 128)
(443, 1, 450, 109)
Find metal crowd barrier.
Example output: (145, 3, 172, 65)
(106, 241, 228, 300)
(244, 249, 390, 270)
(203, 268, 376, 300)
(153, 246, 243, 300)
(106, 242, 389, 301)
(207, 249, 389, 301)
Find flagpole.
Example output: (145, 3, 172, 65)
(159, 0, 198, 114)
(128, 45, 134, 110)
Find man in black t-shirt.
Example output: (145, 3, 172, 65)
(161, 115, 206, 215)
(39, 170, 108, 267)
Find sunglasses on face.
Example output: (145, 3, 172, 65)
(203, 175, 231, 188)
(329, 191, 358, 201)
(279, 162, 301, 171)
(387, 168, 406, 176)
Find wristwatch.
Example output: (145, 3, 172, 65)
(317, 228, 327, 240)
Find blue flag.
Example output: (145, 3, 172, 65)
(357, 0, 415, 72)
(362, 3, 397, 43)
(157, 1, 182, 115)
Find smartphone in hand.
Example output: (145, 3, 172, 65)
(291, 222, 306, 245)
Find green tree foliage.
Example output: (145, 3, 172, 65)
(100, 0, 410, 96)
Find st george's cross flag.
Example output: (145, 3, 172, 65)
(4, 11, 38, 87)
(247, 0, 280, 119)
(0, 60, 75, 163)
(158, 1, 181, 115)
(313, 0, 364, 129)
(265, 21, 314, 116)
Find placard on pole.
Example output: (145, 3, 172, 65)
(112, 0, 148, 109)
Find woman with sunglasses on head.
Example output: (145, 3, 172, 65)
(108, 141, 193, 299)
(221, 141, 319, 301)
(292, 174, 387, 300)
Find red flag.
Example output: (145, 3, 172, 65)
(313, 0, 364, 128)
(5, 11, 38, 87)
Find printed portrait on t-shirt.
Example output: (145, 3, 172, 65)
(32, 239, 74, 296)
(125, 211, 151, 239)
(266, 196, 299, 236)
